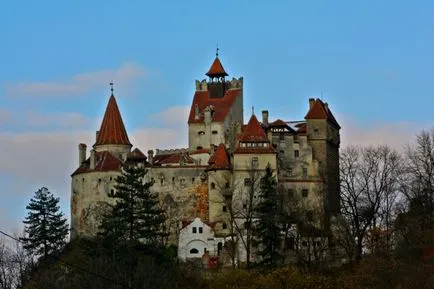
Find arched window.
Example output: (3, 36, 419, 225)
(190, 248, 199, 254)
(210, 182, 216, 189)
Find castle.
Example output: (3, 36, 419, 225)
(70, 54, 341, 264)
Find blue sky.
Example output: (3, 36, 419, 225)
(1, 0, 433, 235)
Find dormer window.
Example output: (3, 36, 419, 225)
(198, 131, 205, 135)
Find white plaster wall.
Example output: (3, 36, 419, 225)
(178, 218, 216, 261)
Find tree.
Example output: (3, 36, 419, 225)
(254, 165, 281, 267)
(99, 164, 167, 249)
(20, 187, 68, 258)
(340, 145, 401, 261)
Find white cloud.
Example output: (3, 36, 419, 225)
(6, 62, 146, 97)
(340, 116, 428, 151)
(148, 105, 190, 127)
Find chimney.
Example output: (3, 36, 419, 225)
(90, 149, 96, 170)
(78, 143, 87, 165)
(261, 110, 269, 126)
(204, 107, 211, 124)
(95, 130, 100, 142)
(148, 150, 154, 165)
(194, 104, 200, 120)
(309, 98, 315, 109)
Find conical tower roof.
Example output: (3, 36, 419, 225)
(94, 94, 132, 147)
(206, 56, 228, 78)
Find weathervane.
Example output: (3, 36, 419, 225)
(109, 81, 114, 95)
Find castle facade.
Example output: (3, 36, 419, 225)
(70, 54, 341, 264)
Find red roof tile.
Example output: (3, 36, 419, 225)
(94, 95, 132, 147)
(208, 143, 231, 170)
(71, 151, 122, 176)
(304, 98, 340, 128)
(239, 114, 268, 142)
(128, 148, 147, 161)
(153, 152, 195, 166)
(190, 148, 211, 155)
(188, 89, 241, 123)
(206, 57, 228, 78)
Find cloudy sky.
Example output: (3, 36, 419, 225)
(1, 0, 433, 235)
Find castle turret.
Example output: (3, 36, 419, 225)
(93, 84, 132, 159)
(188, 51, 244, 152)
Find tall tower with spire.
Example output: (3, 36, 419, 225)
(188, 52, 244, 154)
(93, 84, 132, 160)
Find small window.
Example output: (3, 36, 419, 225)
(288, 189, 294, 198)
(151, 177, 154, 183)
(98, 178, 102, 182)
(196, 146, 203, 150)
(244, 178, 252, 186)
(190, 248, 199, 254)
(314, 128, 319, 134)
(279, 133, 285, 140)
(212, 130, 218, 135)
(192, 227, 197, 233)
(302, 189, 308, 198)
(160, 179, 164, 185)
(211, 182, 216, 189)
(110, 177, 112, 181)
(222, 222, 227, 229)
(288, 168, 293, 176)
(199, 227, 203, 234)
(294, 150, 299, 158)
(303, 168, 308, 178)
(110, 189, 115, 195)
(279, 150, 284, 154)
(243, 203, 247, 209)
(307, 211, 314, 222)
(198, 131, 205, 135)
(223, 206, 227, 212)
(252, 157, 258, 169)
(172, 177, 175, 183)
(225, 182, 230, 188)
(192, 177, 195, 183)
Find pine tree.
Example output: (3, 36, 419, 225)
(99, 164, 167, 249)
(20, 187, 68, 258)
(254, 165, 282, 267)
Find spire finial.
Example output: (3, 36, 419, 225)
(216, 45, 219, 57)
(109, 81, 114, 96)
(252, 105, 255, 115)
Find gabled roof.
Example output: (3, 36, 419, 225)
(208, 144, 231, 170)
(304, 98, 340, 128)
(152, 152, 195, 166)
(94, 94, 132, 147)
(268, 119, 296, 133)
(188, 89, 241, 123)
(127, 148, 147, 161)
(206, 57, 228, 78)
(239, 114, 268, 142)
(71, 151, 122, 176)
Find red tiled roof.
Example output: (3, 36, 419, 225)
(304, 98, 340, 128)
(239, 114, 268, 142)
(188, 89, 241, 123)
(128, 148, 147, 161)
(206, 57, 228, 78)
(71, 151, 122, 176)
(153, 152, 195, 166)
(268, 119, 288, 127)
(94, 95, 132, 147)
(234, 115, 276, 154)
(296, 123, 307, 134)
(208, 143, 231, 170)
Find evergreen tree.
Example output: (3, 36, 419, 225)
(20, 187, 68, 258)
(99, 164, 167, 249)
(254, 165, 282, 267)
